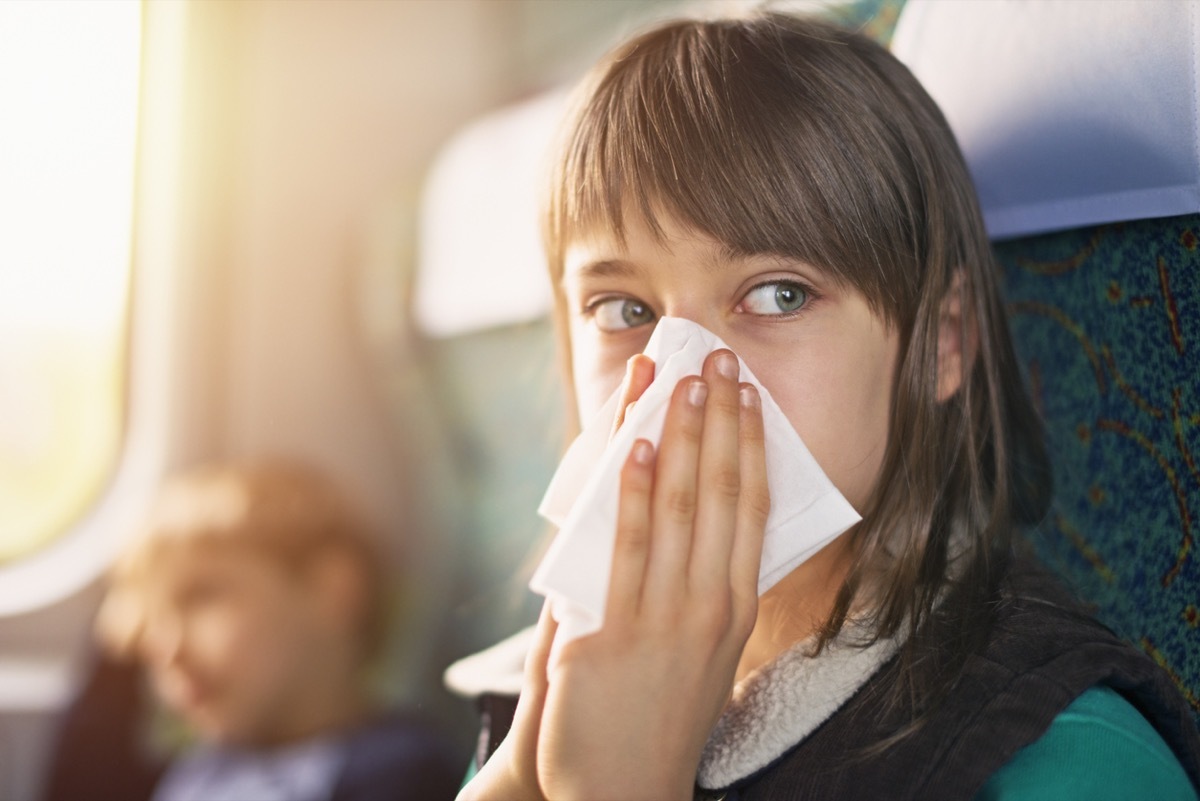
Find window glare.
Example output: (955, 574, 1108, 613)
(0, 1, 142, 562)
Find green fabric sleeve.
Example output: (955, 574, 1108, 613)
(461, 757, 478, 789)
(976, 685, 1197, 801)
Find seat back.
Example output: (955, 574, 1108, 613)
(893, 0, 1200, 723)
(997, 215, 1200, 722)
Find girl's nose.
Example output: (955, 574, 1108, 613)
(657, 308, 725, 338)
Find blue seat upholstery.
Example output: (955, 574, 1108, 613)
(889, 0, 1199, 726)
(997, 215, 1200, 723)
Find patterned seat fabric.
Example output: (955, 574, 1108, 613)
(996, 214, 1200, 725)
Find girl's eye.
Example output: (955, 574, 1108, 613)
(739, 281, 808, 316)
(591, 297, 656, 332)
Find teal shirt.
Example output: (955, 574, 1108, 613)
(460, 688, 1196, 798)
(977, 686, 1197, 801)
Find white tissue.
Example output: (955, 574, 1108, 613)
(530, 317, 861, 644)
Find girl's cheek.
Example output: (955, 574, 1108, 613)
(574, 363, 626, 422)
(570, 337, 633, 422)
(742, 355, 886, 511)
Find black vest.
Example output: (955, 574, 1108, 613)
(475, 564, 1200, 800)
(707, 565, 1200, 800)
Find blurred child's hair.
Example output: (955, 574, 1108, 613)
(97, 461, 388, 669)
(543, 12, 1050, 725)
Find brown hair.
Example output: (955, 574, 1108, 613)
(97, 461, 388, 669)
(543, 12, 1049, 728)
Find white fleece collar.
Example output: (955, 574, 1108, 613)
(696, 626, 900, 789)
(698, 531, 970, 789)
(444, 624, 900, 791)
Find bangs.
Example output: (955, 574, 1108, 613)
(547, 14, 950, 327)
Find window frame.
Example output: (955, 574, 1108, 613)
(0, 0, 186, 617)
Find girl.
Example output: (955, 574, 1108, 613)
(455, 11, 1200, 801)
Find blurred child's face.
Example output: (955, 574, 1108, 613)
(135, 546, 343, 746)
(563, 212, 900, 513)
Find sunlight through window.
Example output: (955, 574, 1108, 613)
(0, 1, 142, 563)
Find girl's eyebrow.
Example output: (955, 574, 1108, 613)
(717, 243, 752, 264)
(574, 248, 738, 280)
(569, 250, 830, 284)
(571, 258, 642, 281)
(711, 243, 825, 277)
(747, 250, 833, 284)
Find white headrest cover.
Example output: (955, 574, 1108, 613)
(892, 0, 1200, 239)
(413, 90, 567, 338)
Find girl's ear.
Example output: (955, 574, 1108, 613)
(936, 271, 979, 403)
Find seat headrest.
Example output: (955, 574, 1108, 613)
(413, 90, 567, 338)
(892, 0, 1200, 240)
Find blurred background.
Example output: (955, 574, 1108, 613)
(5, 0, 1199, 798)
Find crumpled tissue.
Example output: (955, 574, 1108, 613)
(530, 317, 861, 644)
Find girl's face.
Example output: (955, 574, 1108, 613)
(563, 213, 900, 512)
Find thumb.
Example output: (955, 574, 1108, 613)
(509, 601, 558, 750)
(610, 354, 656, 439)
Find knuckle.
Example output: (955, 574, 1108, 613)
(676, 414, 704, 445)
(615, 520, 649, 553)
(709, 466, 741, 500)
(744, 486, 771, 522)
(662, 487, 697, 520)
(715, 391, 743, 418)
(692, 596, 735, 639)
(742, 419, 765, 445)
(740, 425, 765, 455)
(646, 604, 683, 634)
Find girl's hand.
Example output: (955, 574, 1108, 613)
(610, 353, 656, 438)
(458, 354, 658, 801)
(457, 604, 556, 801)
(537, 349, 770, 801)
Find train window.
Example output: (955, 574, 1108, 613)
(0, 2, 142, 564)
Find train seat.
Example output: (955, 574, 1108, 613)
(893, 0, 1200, 723)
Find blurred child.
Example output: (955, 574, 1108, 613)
(70, 461, 459, 801)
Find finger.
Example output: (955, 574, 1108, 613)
(688, 350, 743, 591)
(730, 383, 769, 603)
(607, 438, 655, 621)
(643, 375, 707, 606)
(497, 603, 555, 799)
(610, 355, 656, 439)
(520, 601, 558, 709)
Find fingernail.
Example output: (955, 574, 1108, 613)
(632, 439, 653, 464)
(715, 351, 738, 379)
(740, 385, 760, 409)
(688, 380, 708, 407)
